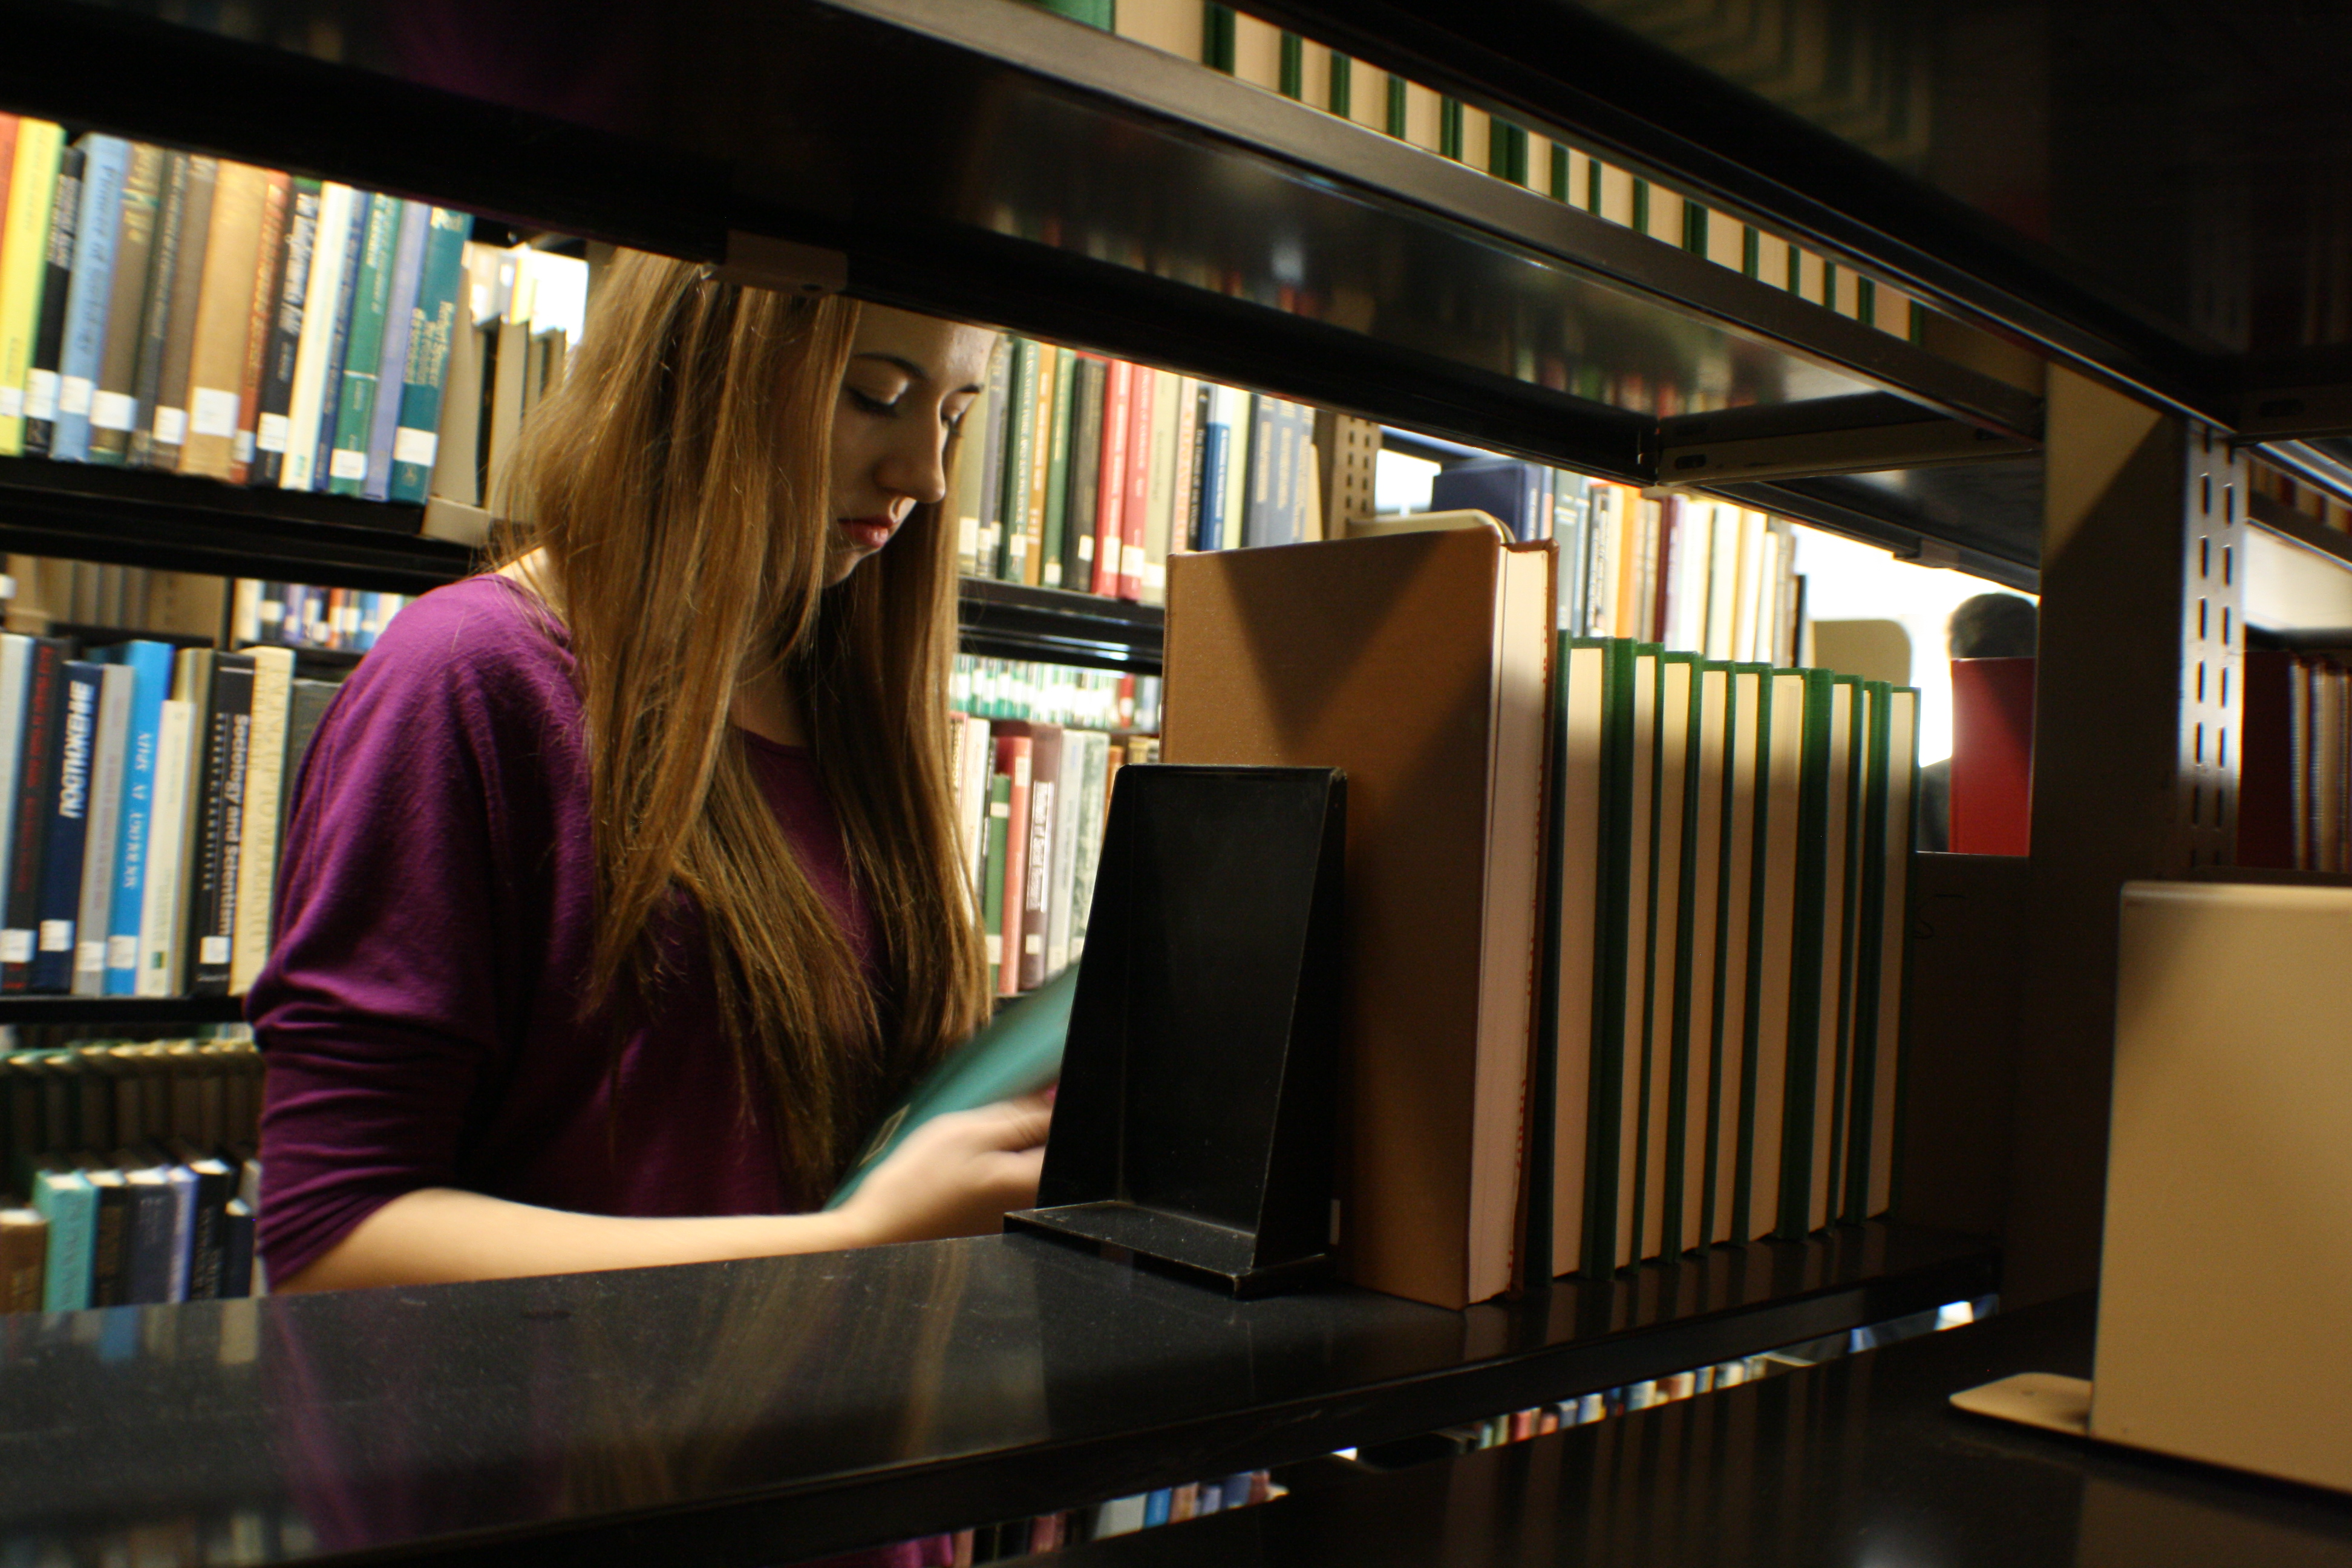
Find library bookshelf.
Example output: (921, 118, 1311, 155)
(0, 0, 2347, 1561)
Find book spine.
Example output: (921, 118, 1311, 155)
(305, 190, 371, 491)
(121, 1170, 171, 1305)
(32, 662, 100, 993)
(322, 191, 397, 492)
(981, 769, 1011, 976)
(126, 151, 189, 468)
(220, 1197, 254, 1298)
(251, 179, 319, 488)
(361, 198, 428, 500)
(188, 655, 253, 996)
(0, 122, 64, 455)
(999, 339, 1037, 583)
(85, 143, 163, 466)
(1018, 729, 1061, 991)
(1092, 359, 1132, 595)
(18, 143, 82, 457)
(1021, 342, 1058, 586)
(973, 337, 1013, 578)
(71, 664, 131, 996)
(0, 637, 30, 934)
(136, 699, 194, 997)
(180, 162, 270, 480)
(1062, 356, 1104, 591)
(227, 171, 291, 483)
(1239, 391, 1277, 547)
(229, 647, 293, 994)
(106, 644, 174, 995)
(31, 1169, 91, 1312)
(994, 733, 1032, 997)
(145, 155, 215, 472)
(279, 183, 354, 490)
(1119, 367, 1152, 598)
(2, 641, 65, 990)
(387, 207, 471, 504)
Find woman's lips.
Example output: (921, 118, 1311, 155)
(838, 515, 895, 550)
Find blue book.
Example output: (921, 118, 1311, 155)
(50, 136, 133, 464)
(388, 208, 475, 505)
(31, 662, 102, 992)
(361, 199, 428, 501)
(100, 641, 174, 996)
(310, 191, 373, 491)
(117, 1153, 175, 1305)
(1431, 456, 1541, 540)
(1240, 392, 1282, 547)
(1142, 1490, 1172, 1528)
(163, 1163, 198, 1302)
(30, 1161, 94, 1312)
(1196, 394, 1234, 552)
(221, 1198, 255, 1298)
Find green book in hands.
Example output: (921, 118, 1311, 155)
(825, 965, 1077, 1210)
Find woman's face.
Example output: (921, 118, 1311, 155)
(826, 305, 996, 586)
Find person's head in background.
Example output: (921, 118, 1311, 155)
(1948, 593, 2039, 661)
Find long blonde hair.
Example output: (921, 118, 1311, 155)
(501, 250, 990, 1195)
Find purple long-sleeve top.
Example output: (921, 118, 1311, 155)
(249, 575, 878, 1285)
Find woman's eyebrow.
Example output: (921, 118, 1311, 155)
(852, 351, 930, 380)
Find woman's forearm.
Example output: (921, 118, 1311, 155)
(277, 1187, 875, 1293)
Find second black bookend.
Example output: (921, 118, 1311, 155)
(1007, 764, 1344, 1298)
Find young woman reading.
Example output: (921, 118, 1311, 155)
(250, 252, 1048, 1292)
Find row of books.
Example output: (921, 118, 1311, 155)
(2245, 650, 2352, 872)
(0, 632, 339, 997)
(878, 1469, 1281, 1565)
(952, 713, 1159, 999)
(232, 580, 416, 653)
(1422, 463, 1807, 660)
(2, 1036, 263, 1311)
(1045, 2, 1928, 374)
(0, 117, 472, 500)
(951, 653, 1164, 734)
(1163, 527, 1910, 1307)
(952, 334, 1321, 604)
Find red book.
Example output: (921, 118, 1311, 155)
(2238, 649, 2296, 869)
(1118, 365, 1154, 601)
(1949, 656, 2034, 856)
(990, 729, 1033, 996)
(1091, 361, 1132, 597)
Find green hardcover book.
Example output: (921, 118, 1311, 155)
(1025, 0, 1112, 27)
(1538, 636, 1613, 1278)
(1736, 666, 1805, 1241)
(998, 339, 1037, 583)
(981, 768, 1012, 980)
(1824, 674, 1868, 1229)
(1586, 640, 1658, 1277)
(1776, 668, 1851, 1238)
(1854, 686, 1918, 1222)
(826, 965, 1074, 1209)
(387, 206, 474, 503)
(29, 1158, 93, 1312)
(86, 142, 163, 466)
(1061, 354, 1105, 592)
(1039, 345, 1076, 588)
(324, 193, 402, 495)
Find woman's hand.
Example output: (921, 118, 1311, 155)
(833, 1093, 1053, 1246)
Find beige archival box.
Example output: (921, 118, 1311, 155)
(1955, 880, 2352, 1494)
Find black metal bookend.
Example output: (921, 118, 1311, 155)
(1005, 765, 1344, 1298)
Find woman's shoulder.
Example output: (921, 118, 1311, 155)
(333, 575, 576, 737)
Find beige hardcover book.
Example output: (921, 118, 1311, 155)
(1596, 163, 1638, 228)
(1612, 648, 1659, 1269)
(1706, 212, 1746, 272)
(1397, 82, 1443, 150)
(1710, 667, 1765, 1244)
(1830, 678, 1878, 1216)
(1754, 232, 1794, 292)
(1140, 367, 1181, 605)
(179, 161, 269, 479)
(1743, 670, 1806, 1237)
(1459, 104, 1491, 170)
(1704, 504, 1743, 660)
(1797, 249, 1829, 307)
(1800, 679, 1858, 1233)
(1110, 0, 1202, 60)
(1022, 341, 1059, 587)
(2096, 881, 2352, 1494)
(1547, 642, 1608, 1272)
(1646, 185, 1684, 247)
(1164, 526, 1554, 1308)
(228, 645, 295, 994)
(1563, 148, 1596, 210)
(1864, 688, 1918, 1216)
(1639, 657, 1694, 1260)
(1676, 665, 1731, 1253)
(1341, 59, 1390, 131)
(1230, 12, 1282, 88)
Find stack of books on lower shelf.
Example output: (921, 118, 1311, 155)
(1166, 528, 1914, 1308)
(0, 1034, 263, 1310)
(0, 630, 346, 1000)
(950, 657, 1160, 1001)
(877, 1469, 1282, 1565)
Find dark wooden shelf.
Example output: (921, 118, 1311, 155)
(0, 993, 243, 1025)
(0, 454, 474, 593)
(956, 577, 1164, 672)
(0, 1221, 1993, 1566)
